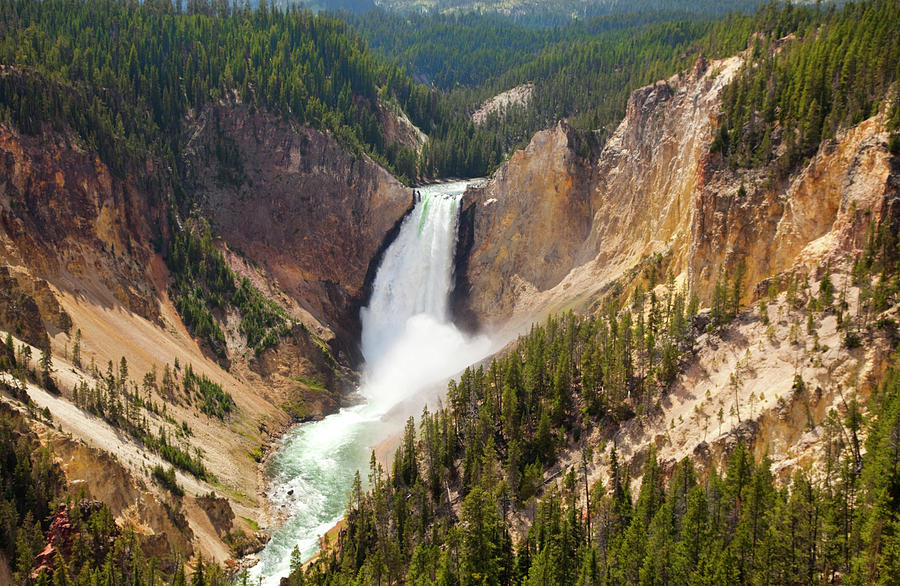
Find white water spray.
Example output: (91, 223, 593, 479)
(248, 181, 495, 585)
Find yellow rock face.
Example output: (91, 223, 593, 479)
(456, 53, 897, 331)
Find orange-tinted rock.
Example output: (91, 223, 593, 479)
(31, 500, 113, 580)
(455, 53, 899, 330)
(0, 125, 166, 323)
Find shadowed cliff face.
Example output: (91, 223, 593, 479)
(454, 54, 899, 331)
(0, 104, 414, 399)
(183, 105, 413, 359)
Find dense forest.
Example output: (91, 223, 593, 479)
(349, 9, 760, 177)
(0, 1, 890, 182)
(340, 10, 709, 89)
(368, 0, 773, 28)
(715, 0, 900, 174)
(345, 1, 900, 179)
(2, 0, 900, 583)
(283, 217, 900, 585)
(0, 0, 418, 178)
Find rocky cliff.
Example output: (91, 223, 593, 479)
(0, 101, 415, 570)
(453, 123, 595, 330)
(0, 125, 167, 326)
(448, 53, 900, 538)
(454, 54, 899, 331)
(183, 105, 413, 359)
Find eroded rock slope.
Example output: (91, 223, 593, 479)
(454, 54, 899, 332)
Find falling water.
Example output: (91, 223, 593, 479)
(247, 181, 494, 585)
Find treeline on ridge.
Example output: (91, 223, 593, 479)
(353, 9, 759, 178)
(0, 0, 420, 180)
(370, 0, 769, 29)
(3, 0, 894, 186)
(351, 1, 900, 180)
(715, 0, 900, 175)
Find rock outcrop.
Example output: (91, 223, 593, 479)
(0, 125, 166, 323)
(453, 123, 595, 330)
(690, 114, 900, 297)
(183, 105, 413, 358)
(31, 501, 114, 580)
(0, 266, 49, 347)
(454, 54, 899, 331)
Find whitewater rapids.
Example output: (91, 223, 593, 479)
(248, 181, 495, 585)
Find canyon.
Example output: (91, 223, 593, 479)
(1, 45, 898, 583)
(454, 54, 898, 331)
(0, 101, 414, 577)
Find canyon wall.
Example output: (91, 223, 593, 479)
(0, 126, 167, 328)
(454, 54, 899, 331)
(182, 105, 413, 357)
(0, 103, 415, 568)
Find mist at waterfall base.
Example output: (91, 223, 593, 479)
(248, 181, 496, 585)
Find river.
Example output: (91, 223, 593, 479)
(247, 180, 496, 585)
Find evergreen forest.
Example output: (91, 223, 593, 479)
(2, 0, 900, 584)
(0, 0, 896, 181)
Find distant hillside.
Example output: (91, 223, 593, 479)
(277, 0, 829, 24)
(273, 0, 377, 13)
(372, 0, 794, 25)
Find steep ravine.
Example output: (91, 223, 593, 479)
(450, 49, 900, 516)
(0, 43, 897, 580)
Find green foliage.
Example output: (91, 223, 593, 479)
(889, 132, 900, 154)
(850, 369, 900, 583)
(819, 263, 835, 310)
(287, 227, 900, 585)
(288, 288, 698, 584)
(710, 262, 745, 330)
(293, 363, 900, 585)
(717, 0, 900, 175)
(151, 464, 184, 497)
(1, 443, 227, 586)
(384, 10, 756, 179)
(849, 215, 900, 343)
(3, 0, 894, 187)
(71, 357, 210, 480)
(344, 10, 713, 90)
(38, 345, 58, 394)
(0, 407, 64, 569)
(166, 221, 230, 356)
(166, 218, 289, 357)
(182, 364, 234, 420)
(0, 0, 413, 178)
(369, 1, 769, 28)
(233, 278, 292, 355)
(0, 405, 207, 582)
(158, 439, 208, 481)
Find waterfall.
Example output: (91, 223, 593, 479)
(361, 185, 460, 365)
(248, 181, 494, 586)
